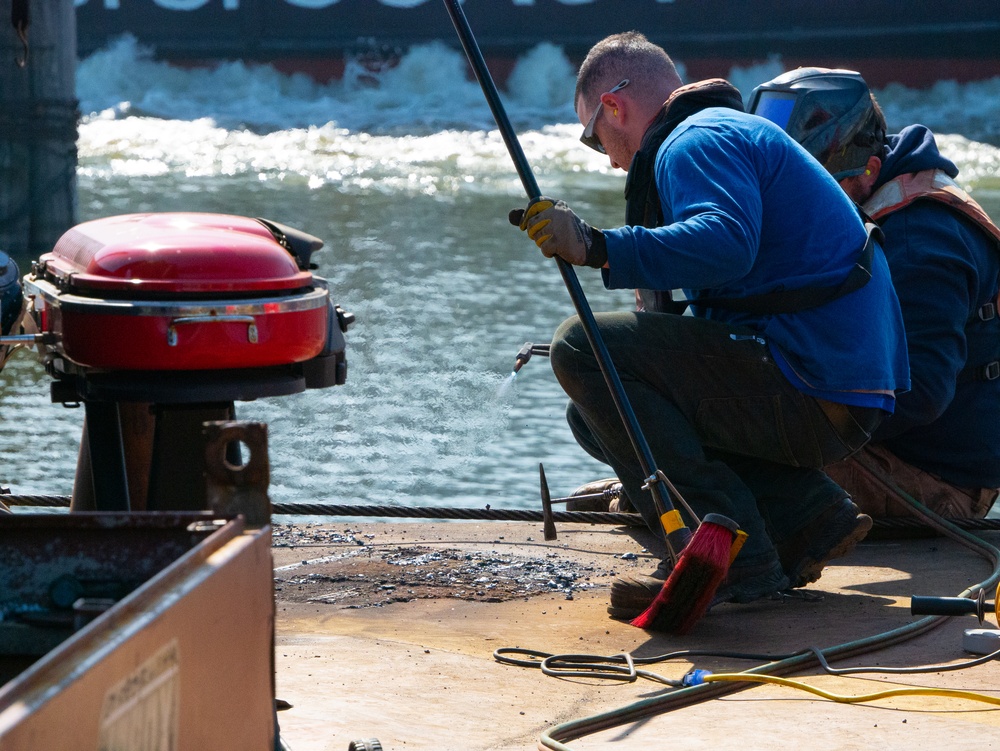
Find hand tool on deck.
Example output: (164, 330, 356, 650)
(911, 582, 1000, 655)
(910, 582, 999, 625)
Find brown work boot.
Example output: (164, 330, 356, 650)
(607, 559, 672, 620)
(609, 556, 790, 621)
(777, 498, 873, 588)
(566, 477, 635, 512)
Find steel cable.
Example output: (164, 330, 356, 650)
(4, 493, 1000, 532)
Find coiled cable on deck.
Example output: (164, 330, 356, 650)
(495, 647, 806, 688)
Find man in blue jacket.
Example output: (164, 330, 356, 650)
(512, 33, 909, 620)
(751, 68, 1000, 523)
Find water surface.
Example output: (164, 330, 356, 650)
(2, 38, 998, 517)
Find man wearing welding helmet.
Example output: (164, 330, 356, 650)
(511, 33, 909, 620)
(750, 68, 1000, 522)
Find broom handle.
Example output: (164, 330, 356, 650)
(442, 0, 690, 562)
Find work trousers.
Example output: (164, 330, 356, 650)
(552, 311, 882, 568)
(825, 443, 999, 520)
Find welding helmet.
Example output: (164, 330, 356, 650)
(0, 251, 22, 336)
(748, 67, 885, 180)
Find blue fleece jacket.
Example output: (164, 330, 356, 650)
(870, 124, 1000, 487)
(602, 108, 909, 404)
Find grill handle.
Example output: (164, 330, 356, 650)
(167, 315, 258, 346)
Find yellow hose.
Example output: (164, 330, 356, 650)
(704, 672, 1000, 707)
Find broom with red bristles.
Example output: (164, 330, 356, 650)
(443, 0, 743, 633)
(631, 511, 747, 634)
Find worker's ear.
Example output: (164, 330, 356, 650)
(841, 155, 882, 203)
(601, 90, 627, 126)
(861, 155, 882, 187)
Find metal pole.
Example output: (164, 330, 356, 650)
(441, 0, 689, 560)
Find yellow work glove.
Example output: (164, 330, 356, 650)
(508, 197, 607, 268)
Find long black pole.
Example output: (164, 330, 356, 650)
(441, 0, 690, 561)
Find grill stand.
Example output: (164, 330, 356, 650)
(58, 364, 313, 512)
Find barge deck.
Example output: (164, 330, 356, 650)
(271, 518, 1000, 751)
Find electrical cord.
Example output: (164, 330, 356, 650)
(496, 642, 1000, 687)
(701, 671, 1000, 707)
(495, 646, 803, 669)
(494, 647, 805, 687)
(545, 653, 678, 687)
(807, 644, 1000, 675)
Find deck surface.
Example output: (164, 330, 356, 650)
(272, 519, 1000, 751)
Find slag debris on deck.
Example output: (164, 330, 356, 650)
(272, 524, 626, 609)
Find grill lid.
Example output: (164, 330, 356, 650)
(40, 213, 319, 295)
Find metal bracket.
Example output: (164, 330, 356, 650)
(203, 421, 271, 529)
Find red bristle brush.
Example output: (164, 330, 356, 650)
(631, 512, 746, 634)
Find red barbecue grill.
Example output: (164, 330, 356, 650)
(20, 212, 353, 511)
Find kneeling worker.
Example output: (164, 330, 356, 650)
(750, 68, 1000, 522)
(512, 33, 909, 620)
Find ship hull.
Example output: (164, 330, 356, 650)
(76, 0, 1000, 88)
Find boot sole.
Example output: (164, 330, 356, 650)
(792, 513, 873, 587)
(607, 604, 644, 621)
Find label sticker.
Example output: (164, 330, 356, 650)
(99, 640, 180, 751)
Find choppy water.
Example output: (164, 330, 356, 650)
(2, 37, 999, 515)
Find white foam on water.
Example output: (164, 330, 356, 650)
(77, 37, 1000, 198)
(77, 36, 582, 133)
(78, 36, 1000, 143)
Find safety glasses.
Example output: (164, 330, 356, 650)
(580, 79, 629, 153)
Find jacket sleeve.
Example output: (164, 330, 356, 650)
(873, 202, 979, 440)
(602, 127, 761, 292)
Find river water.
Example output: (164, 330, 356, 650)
(2, 37, 999, 515)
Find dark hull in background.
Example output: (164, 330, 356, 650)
(76, 0, 1000, 88)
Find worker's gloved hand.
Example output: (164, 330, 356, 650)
(508, 197, 607, 268)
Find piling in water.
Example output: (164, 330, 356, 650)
(0, 0, 78, 261)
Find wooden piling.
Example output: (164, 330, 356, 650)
(0, 0, 78, 265)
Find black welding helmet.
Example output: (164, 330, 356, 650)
(0, 251, 22, 336)
(748, 67, 884, 180)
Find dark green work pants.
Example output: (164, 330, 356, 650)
(552, 311, 883, 569)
